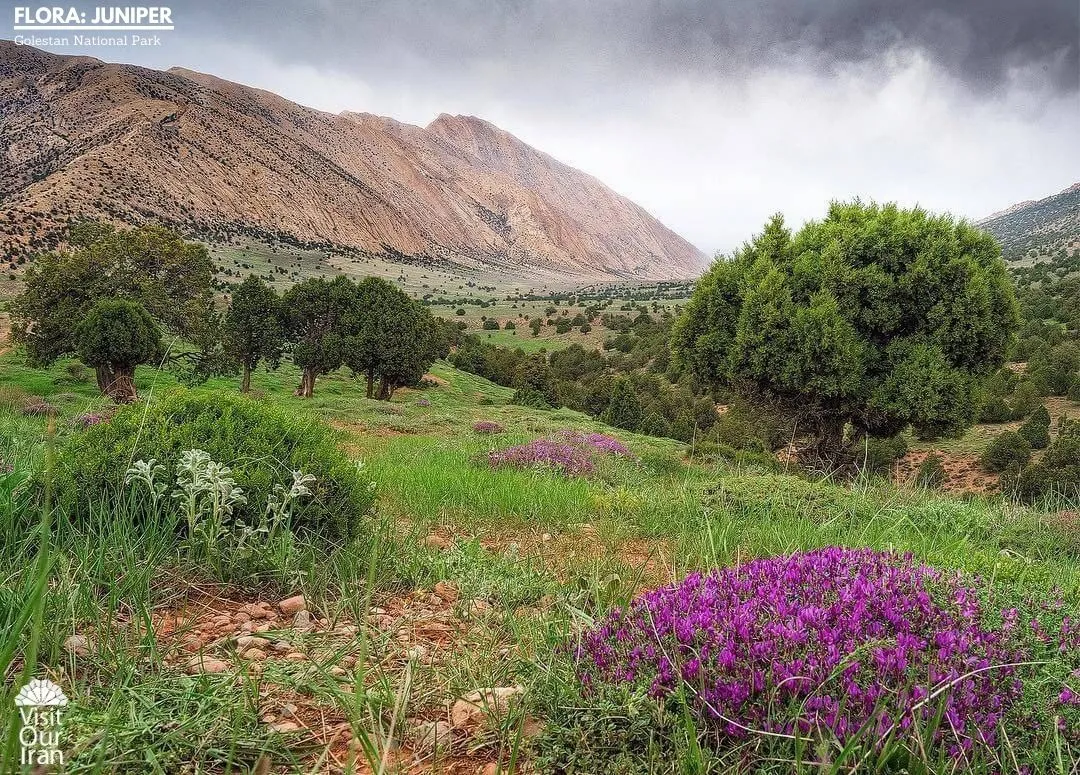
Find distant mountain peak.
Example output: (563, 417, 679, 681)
(0, 41, 705, 281)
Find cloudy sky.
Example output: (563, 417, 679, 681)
(6, 0, 1079, 254)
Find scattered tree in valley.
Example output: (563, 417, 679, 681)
(223, 275, 285, 392)
(673, 202, 1019, 463)
(12, 222, 215, 400)
(75, 298, 162, 402)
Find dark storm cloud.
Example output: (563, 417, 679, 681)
(175, 0, 1079, 94)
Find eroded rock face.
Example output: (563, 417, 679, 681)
(0, 41, 705, 281)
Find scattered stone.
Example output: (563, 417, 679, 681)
(280, 703, 298, 718)
(406, 644, 428, 661)
(242, 648, 267, 661)
(233, 612, 251, 624)
(63, 634, 89, 656)
(211, 614, 232, 628)
(236, 635, 270, 650)
(329, 665, 347, 677)
(186, 656, 229, 675)
(269, 720, 300, 734)
(450, 687, 524, 729)
(278, 595, 306, 616)
(272, 640, 291, 653)
(239, 621, 254, 633)
(293, 610, 313, 632)
(242, 603, 269, 620)
(181, 635, 204, 653)
(412, 719, 452, 754)
(284, 652, 306, 662)
(541, 532, 552, 542)
(341, 655, 357, 667)
(261, 713, 277, 724)
(254, 622, 272, 634)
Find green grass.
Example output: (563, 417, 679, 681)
(1, 346, 1078, 773)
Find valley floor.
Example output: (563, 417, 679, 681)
(1, 353, 1078, 773)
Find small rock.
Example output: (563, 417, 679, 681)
(341, 655, 357, 667)
(236, 635, 270, 650)
(280, 702, 298, 718)
(211, 615, 232, 628)
(243, 604, 269, 620)
(278, 595, 306, 616)
(412, 719, 452, 754)
(406, 644, 428, 661)
(181, 635, 204, 653)
(541, 532, 552, 542)
(242, 648, 267, 661)
(261, 713, 277, 724)
(254, 623, 272, 633)
(450, 687, 524, 729)
(293, 610, 313, 632)
(63, 634, 89, 656)
(329, 665, 347, 677)
(233, 612, 251, 623)
(272, 640, 291, 653)
(269, 720, 300, 734)
(521, 716, 545, 740)
(425, 534, 450, 550)
(284, 652, 306, 662)
(434, 580, 460, 603)
(240, 621, 254, 633)
(186, 656, 229, 675)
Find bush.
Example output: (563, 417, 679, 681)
(1012, 422, 1080, 502)
(503, 320, 515, 330)
(914, 453, 946, 488)
(571, 548, 1078, 766)
(482, 319, 500, 330)
(1068, 378, 1080, 402)
(510, 387, 552, 409)
(980, 430, 1031, 472)
(1018, 405, 1051, 450)
(49, 389, 375, 540)
(979, 395, 1012, 424)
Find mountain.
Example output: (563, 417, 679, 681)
(0, 42, 704, 281)
(979, 183, 1080, 264)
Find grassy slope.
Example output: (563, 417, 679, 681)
(1, 350, 1078, 772)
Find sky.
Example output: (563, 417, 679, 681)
(4, 0, 1079, 255)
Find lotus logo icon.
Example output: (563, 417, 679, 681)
(15, 678, 66, 766)
(15, 678, 68, 707)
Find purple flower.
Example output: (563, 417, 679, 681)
(488, 440, 594, 476)
(415, 398, 432, 407)
(473, 420, 504, 434)
(554, 429, 632, 456)
(571, 548, 1069, 759)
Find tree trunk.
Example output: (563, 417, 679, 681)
(377, 377, 396, 401)
(96, 364, 137, 403)
(365, 371, 375, 399)
(241, 363, 251, 393)
(294, 368, 317, 398)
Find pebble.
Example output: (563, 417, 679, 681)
(186, 656, 229, 675)
(269, 720, 300, 733)
(63, 634, 89, 656)
(242, 647, 267, 661)
(450, 687, 524, 729)
(278, 595, 306, 616)
(412, 719, 452, 754)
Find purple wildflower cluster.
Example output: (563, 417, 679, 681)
(554, 429, 631, 456)
(75, 412, 108, 428)
(415, 398, 432, 407)
(20, 397, 57, 416)
(472, 420, 505, 434)
(488, 439, 594, 476)
(573, 548, 1077, 757)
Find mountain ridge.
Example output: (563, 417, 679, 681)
(0, 41, 705, 281)
(978, 182, 1080, 264)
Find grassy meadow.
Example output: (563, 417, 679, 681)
(1, 345, 1078, 773)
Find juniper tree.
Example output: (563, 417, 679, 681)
(223, 275, 285, 392)
(673, 202, 1018, 461)
(75, 298, 162, 402)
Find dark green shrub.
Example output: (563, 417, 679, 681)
(1018, 405, 1051, 450)
(482, 319, 499, 331)
(1009, 380, 1041, 419)
(1068, 379, 1080, 402)
(979, 395, 1012, 424)
(1014, 422, 1080, 502)
(50, 388, 375, 540)
(980, 431, 1032, 473)
(503, 320, 515, 330)
(915, 453, 946, 489)
(510, 387, 551, 409)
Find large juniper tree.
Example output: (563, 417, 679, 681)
(672, 202, 1018, 461)
(281, 276, 357, 398)
(75, 298, 163, 402)
(12, 222, 215, 398)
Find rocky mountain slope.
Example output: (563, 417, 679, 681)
(979, 182, 1080, 264)
(0, 41, 704, 281)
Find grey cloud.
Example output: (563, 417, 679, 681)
(172, 0, 1079, 94)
